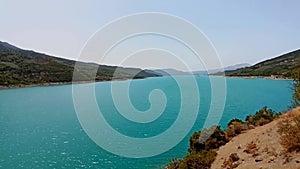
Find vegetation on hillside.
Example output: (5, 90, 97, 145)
(245, 106, 281, 126)
(224, 49, 300, 78)
(225, 119, 251, 139)
(165, 107, 279, 169)
(166, 71, 300, 168)
(278, 69, 300, 153)
(0, 41, 160, 87)
(188, 126, 228, 153)
(278, 112, 300, 153)
(291, 68, 300, 107)
(165, 49, 300, 168)
(226, 107, 280, 139)
(165, 126, 227, 169)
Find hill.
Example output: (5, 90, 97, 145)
(151, 69, 191, 76)
(150, 64, 250, 76)
(224, 49, 300, 78)
(193, 63, 251, 76)
(211, 107, 300, 169)
(0, 41, 160, 87)
(165, 107, 300, 169)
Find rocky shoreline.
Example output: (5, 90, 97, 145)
(225, 75, 292, 80)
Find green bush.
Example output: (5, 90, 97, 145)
(226, 120, 243, 139)
(179, 150, 217, 169)
(166, 126, 227, 169)
(189, 126, 228, 153)
(227, 118, 243, 126)
(165, 158, 182, 169)
(245, 106, 280, 126)
(166, 107, 280, 168)
(225, 118, 255, 139)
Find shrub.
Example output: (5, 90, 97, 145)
(226, 118, 255, 139)
(179, 150, 217, 169)
(166, 126, 227, 169)
(165, 108, 280, 168)
(189, 126, 228, 153)
(164, 158, 182, 169)
(245, 107, 280, 126)
(278, 112, 300, 152)
(226, 120, 243, 139)
(227, 118, 243, 126)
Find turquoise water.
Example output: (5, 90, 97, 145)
(0, 76, 293, 168)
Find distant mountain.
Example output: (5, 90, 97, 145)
(151, 63, 250, 76)
(0, 41, 160, 87)
(193, 63, 251, 75)
(223, 63, 251, 71)
(224, 49, 300, 78)
(151, 68, 191, 76)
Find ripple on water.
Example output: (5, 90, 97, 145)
(0, 77, 293, 169)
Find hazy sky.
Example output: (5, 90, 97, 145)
(0, 0, 299, 70)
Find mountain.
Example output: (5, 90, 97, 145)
(223, 63, 251, 71)
(193, 63, 251, 75)
(224, 49, 300, 77)
(151, 64, 250, 76)
(151, 68, 191, 76)
(0, 41, 160, 87)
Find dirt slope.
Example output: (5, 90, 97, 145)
(211, 107, 300, 169)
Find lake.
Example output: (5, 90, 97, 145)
(0, 76, 293, 169)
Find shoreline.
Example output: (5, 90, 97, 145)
(0, 81, 100, 90)
(0, 77, 145, 90)
(224, 75, 292, 80)
(0, 75, 292, 90)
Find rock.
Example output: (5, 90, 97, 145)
(249, 124, 255, 129)
(229, 153, 240, 162)
(255, 158, 263, 162)
(268, 156, 275, 163)
(232, 161, 240, 168)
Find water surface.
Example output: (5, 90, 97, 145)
(0, 76, 293, 168)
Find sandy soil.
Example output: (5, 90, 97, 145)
(211, 107, 300, 169)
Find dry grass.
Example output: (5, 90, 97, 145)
(278, 108, 300, 153)
(211, 107, 300, 169)
(226, 121, 243, 139)
(243, 142, 258, 155)
(221, 153, 240, 169)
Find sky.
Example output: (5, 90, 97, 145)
(0, 0, 299, 70)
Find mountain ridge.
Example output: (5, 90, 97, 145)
(0, 41, 160, 87)
(1, 41, 299, 88)
(152, 63, 250, 76)
(223, 49, 300, 78)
